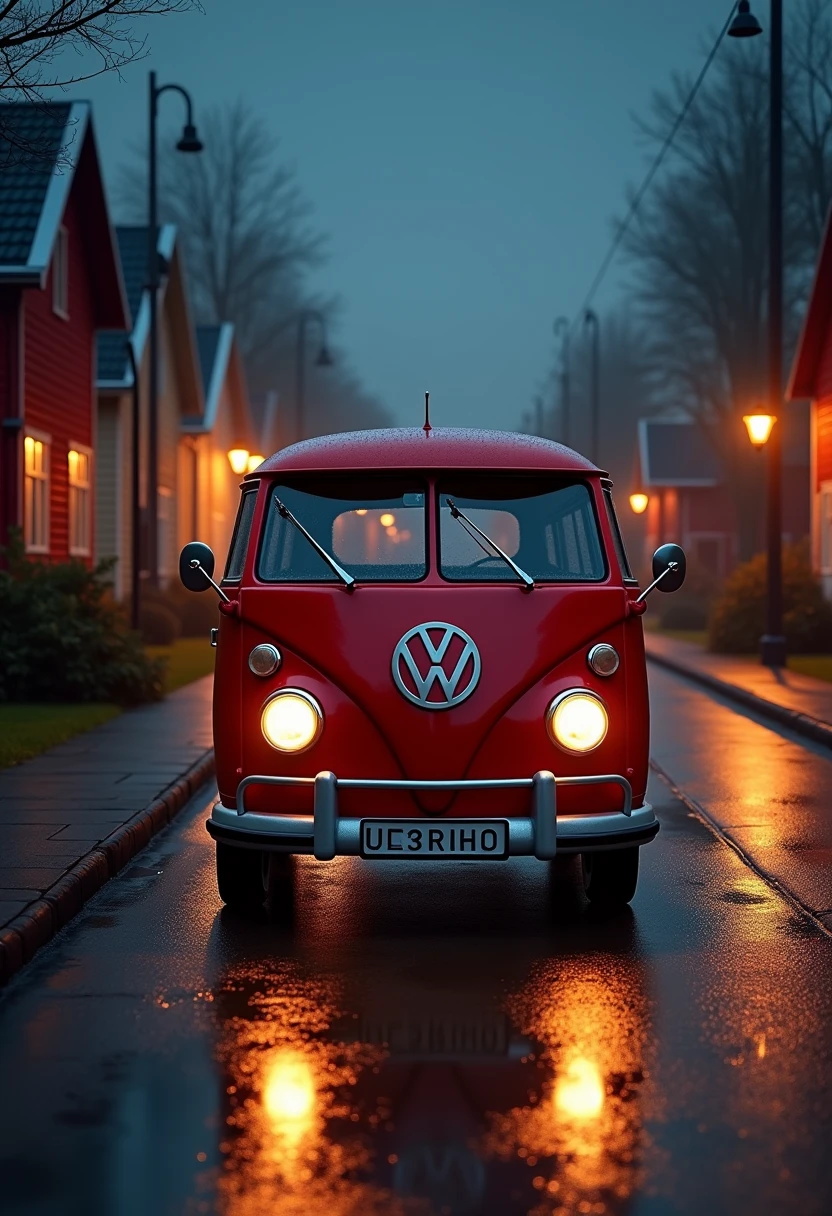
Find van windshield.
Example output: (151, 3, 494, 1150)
(438, 477, 606, 583)
(258, 478, 427, 583)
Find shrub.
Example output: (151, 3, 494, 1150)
(164, 583, 219, 637)
(139, 601, 181, 646)
(140, 581, 218, 638)
(708, 542, 832, 654)
(0, 531, 164, 704)
(657, 560, 721, 630)
(661, 602, 708, 631)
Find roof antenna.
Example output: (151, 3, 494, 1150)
(423, 390, 432, 435)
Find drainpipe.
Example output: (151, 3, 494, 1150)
(127, 343, 141, 632)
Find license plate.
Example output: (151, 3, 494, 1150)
(360, 818, 509, 859)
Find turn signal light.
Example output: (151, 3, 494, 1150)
(587, 644, 620, 677)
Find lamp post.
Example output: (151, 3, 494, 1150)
(729, 0, 786, 667)
(553, 316, 571, 446)
(584, 309, 600, 464)
(147, 72, 202, 587)
(295, 309, 332, 444)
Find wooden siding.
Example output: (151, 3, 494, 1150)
(23, 187, 96, 563)
(817, 398, 832, 488)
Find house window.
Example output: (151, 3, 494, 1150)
(68, 444, 92, 556)
(820, 483, 832, 574)
(52, 224, 69, 319)
(24, 431, 50, 553)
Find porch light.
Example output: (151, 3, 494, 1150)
(246, 453, 265, 474)
(629, 492, 649, 515)
(743, 414, 776, 449)
(379, 513, 396, 527)
(227, 448, 250, 475)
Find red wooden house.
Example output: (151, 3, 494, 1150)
(0, 102, 128, 565)
(632, 416, 809, 579)
(788, 206, 832, 600)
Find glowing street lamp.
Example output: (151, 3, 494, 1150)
(227, 448, 250, 475)
(743, 413, 777, 449)
(629, 492, 649, 515)
(246, 453, 265, 474)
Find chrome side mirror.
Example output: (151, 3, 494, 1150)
(636, 543, 687, 603)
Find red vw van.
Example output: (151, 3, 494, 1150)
(179, 428, 685, 912)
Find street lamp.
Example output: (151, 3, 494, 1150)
(743, 413, 777, 449)
(295, 310, 333, 444)
(227, 448, 250, 476)
(629, 492, 649, 515)
(728, 1, 786, 667)
(147, 72, 202, 587)
(553, 316, 571, 447)
(584, 309, 600, 464)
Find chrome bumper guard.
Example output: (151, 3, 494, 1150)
(208, 771, 655, 862)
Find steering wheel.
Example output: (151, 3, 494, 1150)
(466, 556, 508, 570)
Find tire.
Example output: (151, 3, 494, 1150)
(581, 847, 639, 907)
(216, 842, 267, 912)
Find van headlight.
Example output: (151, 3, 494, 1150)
(261, 690, 323, 753)
(546, 690, 608, 754)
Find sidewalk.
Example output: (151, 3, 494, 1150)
(0, 676, 215, 984)
(645, 631, 832, 744)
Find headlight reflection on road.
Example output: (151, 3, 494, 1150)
(554, 1057, 605, 1120)
(481, 961, 648, 1211)
(262, 1050, 316, 1141)
(212, 964, 405, 1216)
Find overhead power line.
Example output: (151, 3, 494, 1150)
(571, 2, 739, 329)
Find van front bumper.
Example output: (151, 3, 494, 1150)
(206, 771, 659, 861)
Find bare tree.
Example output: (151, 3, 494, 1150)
(118, 102, 325, 369)
(618, 1, 832, 558)
(117, 100, 393, 437)
(0, 1, 196, 98)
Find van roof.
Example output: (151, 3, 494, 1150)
(252, 427, 601, 477)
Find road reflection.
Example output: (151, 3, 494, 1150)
(207, 859, 651, 1216)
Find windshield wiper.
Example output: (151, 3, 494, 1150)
(444, 498, 534, 591)
(274, 497, 356, 590)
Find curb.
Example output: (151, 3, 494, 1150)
(647, 649, 832, 752)
(0, 749, 215, 989)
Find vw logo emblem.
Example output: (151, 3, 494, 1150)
(392, 622, 481, 710)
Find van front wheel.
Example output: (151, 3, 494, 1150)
(216, 842, 267, 912)
(581, 847, 639, 907)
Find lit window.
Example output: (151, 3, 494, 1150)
(68, 444, 92, 556)
(53, 224, 69, 318)
(24, 432, 50, 553)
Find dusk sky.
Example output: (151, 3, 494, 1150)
(82, 0, 735, 430)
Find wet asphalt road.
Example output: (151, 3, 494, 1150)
(1, 669, 832, 1216)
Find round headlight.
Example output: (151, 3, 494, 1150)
(261, 690, 323, 753)
(587, 643, 620, 677)
(249, 644, 282, 677)
(547, 690, 608, 754)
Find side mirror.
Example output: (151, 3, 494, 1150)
(651, 543, 687, 593)
(179, 541, 216, 593)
